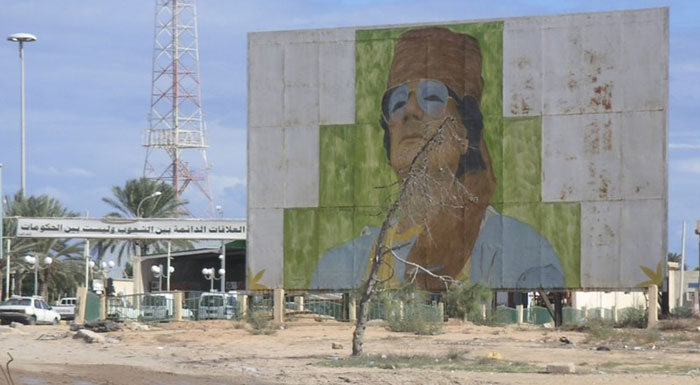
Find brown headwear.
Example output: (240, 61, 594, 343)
(387, 27, 483, 102)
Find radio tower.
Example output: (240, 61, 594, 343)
(143, 0, 213, 215)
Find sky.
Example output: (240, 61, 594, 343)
(0, 0, 699, 269)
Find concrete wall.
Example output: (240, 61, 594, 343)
(669, 269, 700, 308)
(247, 8, 668, 291)
(112, 279, 134, 296)
(571, 291, 646, 311)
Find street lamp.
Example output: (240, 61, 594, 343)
(7, 33, 37, 194)
(137, 191, 162, 217)
(151, 264, 175, 292)
(23, 255, 52, 297)
(86, 260, 115, 293)
(202, 267, 225, 292)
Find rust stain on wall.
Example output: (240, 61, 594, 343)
(509, 94, 531, 115)
(591, 83, 613, 111)
(584, 120, 600, 154)
(603, 119, 613, 151)
(598, 175, 611, 199)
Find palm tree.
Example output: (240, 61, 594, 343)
(2, 193, 83, 300)
(95, 177, 189, 265)
(668, 252, 687, 270)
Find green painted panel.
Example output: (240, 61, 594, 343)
(353, 206, 386, 237)
(503, 117, 541, 203)
(541, 203, 581, 287)
(319, 124, 355, 207)
(484, 116, 504, 205)
(353, 123, 397, 207)
(355, 39, 395, 125)
(283, 208, 319, 289)
(501, 202, 541, 234)
(318, 208, 355, 260)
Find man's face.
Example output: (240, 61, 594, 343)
(382, 79, 468, 180)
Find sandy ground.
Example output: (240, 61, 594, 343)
(0, 316, 698, 385)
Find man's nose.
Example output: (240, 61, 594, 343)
(402, 92, 423, 122)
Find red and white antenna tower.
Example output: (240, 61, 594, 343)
(142, 0, 213, 215)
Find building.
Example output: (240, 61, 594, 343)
(138, 241, 246, 293)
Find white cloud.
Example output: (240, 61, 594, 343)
(674, 158, 700, 174)
(210, 174, 247, 198)
(669, 143, 700, 150)
(673, 62, 700, 74)
(29, 165, 94, 178)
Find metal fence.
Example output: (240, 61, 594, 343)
(102, 291, 666, 327)
(106, 293, 174, 323)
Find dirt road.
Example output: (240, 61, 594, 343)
(0, 317, 698, 384)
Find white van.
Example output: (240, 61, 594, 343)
(197, 292, 225, 320)
(142, 293, 173, 321)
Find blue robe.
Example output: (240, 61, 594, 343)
(310, 211, 565, 290)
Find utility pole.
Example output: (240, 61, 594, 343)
(695, 221, 700, 315)
(680, 221, 686, 308)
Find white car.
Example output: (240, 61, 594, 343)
(53, 297, 76, 321)
(0, 296, 61, 325)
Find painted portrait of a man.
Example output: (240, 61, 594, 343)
(310, 27, 565, 291)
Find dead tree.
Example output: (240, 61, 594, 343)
(351, 116, 474, 356)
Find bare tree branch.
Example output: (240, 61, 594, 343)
(388, 248, 459, 291)
(352, 116, 476, 356)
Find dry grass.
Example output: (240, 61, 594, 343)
(321, 352, 541, 373)
(657, 318, 699, 331)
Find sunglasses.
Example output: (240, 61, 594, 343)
(381, 79, 458, 122)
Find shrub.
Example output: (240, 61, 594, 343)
(443, 282, 491, 321)
(670, 306, 693, 319)
(616, 307, 647, 328)
(379, 285, 444, 335)
(386, 302, 444, 335)
(247, 311, 276, 335)
(582, 318, 616, 341)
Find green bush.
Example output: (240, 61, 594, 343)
(583, 317, 617, 341)
(670, 306, 693, 319)
(378, 285, 444, 335)
(616, 307, 647, 328)
(443, 282, 491, 321)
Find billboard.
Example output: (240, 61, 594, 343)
(247, 8, 668, 291)
(16, 218, 246, 240)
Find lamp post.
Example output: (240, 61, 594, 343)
(0, 164, 4, 299)
(7, 33, 37, 194)
(202, 267, 225, 292)
(215, 206, 226, 292)
(151, 264, 175, 292)
(133, 191, 161, 295)
(85, 259, 113, 293)
(101, 260, 116, 271)
(23, 255, 52, 297)
(137, 191, 162, 217)
(219, 244, 226, 292)
(84, 240, 90, 289)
